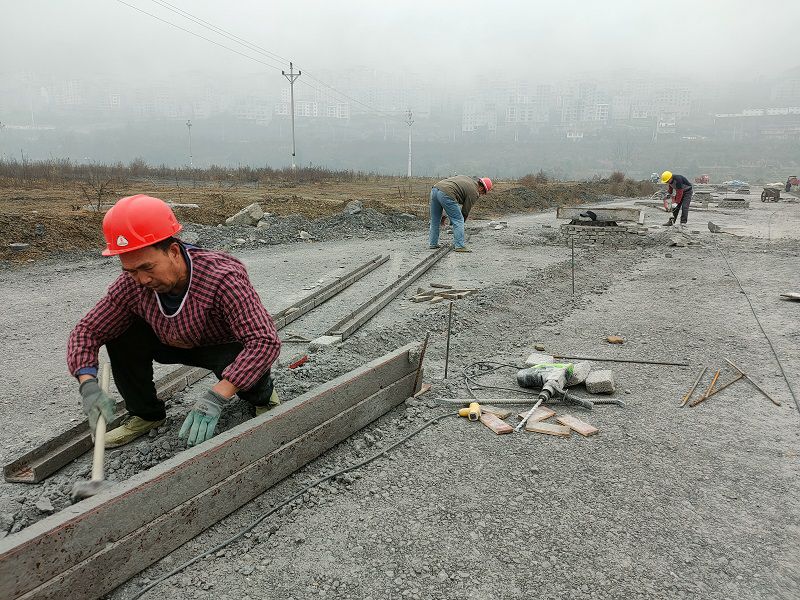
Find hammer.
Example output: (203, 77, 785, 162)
(71, 362, 112, 503)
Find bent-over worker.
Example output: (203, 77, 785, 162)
(429, 175, 493, 253)
(661, 170, 693, 227)
(67, 194, 281, 448)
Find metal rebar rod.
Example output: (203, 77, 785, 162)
(679, 366, 708, 407)
(724, 357, 781, 406)
(571, 238, 575, 296)
(444, 301, 453, 379)
(552, 355, 689, 367)
(413, 332, 430, 393)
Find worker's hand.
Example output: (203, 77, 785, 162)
(79, 378, 115, 432)
(178, 390, 227, 446)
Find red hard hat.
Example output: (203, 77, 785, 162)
(479, 177, 493, 192)
(101, 194, 182, 256)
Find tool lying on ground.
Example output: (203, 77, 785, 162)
(71, 362, 112, 503)
(514, 363, 593, 432)
(458, 402, 482, 421)
(460, 361, 625, 407)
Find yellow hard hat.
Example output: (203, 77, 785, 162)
(660, 171, 673, 184)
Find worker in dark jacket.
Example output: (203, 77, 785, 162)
(661, 171, 693, 227)
(68, 195, 281, 448)
(429, 175, 493, 252)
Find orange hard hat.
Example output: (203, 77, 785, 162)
(101, 194, 182, 256)
(478, 177, 493, 192)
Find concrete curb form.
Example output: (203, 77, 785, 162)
(0, 342, 424, 600)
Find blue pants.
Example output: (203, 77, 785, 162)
(429, 187, 466, 248)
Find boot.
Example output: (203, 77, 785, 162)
(664, 217, 674, 226)
(105, 416, 166, 448)
(255, 389, 281, 416)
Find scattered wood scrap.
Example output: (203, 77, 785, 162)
(607, 335, 625, 344)
(525, 421, 571, 437)
(479, 413, 513, 434)
(480, 405, 513, 420)
(556, 415, 598, 437)
(517, 407, 555, 422)
(780, 293, 800, 301)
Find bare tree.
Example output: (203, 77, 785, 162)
(79, 171, 115, 211)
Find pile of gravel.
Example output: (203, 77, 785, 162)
(181, 207, 425, 253)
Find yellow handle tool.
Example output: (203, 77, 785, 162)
(458, 402, 482, 421)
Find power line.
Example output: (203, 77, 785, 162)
(114, 0, 287, 72)
(138, 0, 407, 120)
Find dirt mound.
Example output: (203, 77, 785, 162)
(478, 183, 600, 216)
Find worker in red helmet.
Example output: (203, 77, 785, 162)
(429, 176, 493, 252)
(67, 195, 282, 448)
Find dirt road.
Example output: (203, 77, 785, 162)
(1, 192, 798, 599)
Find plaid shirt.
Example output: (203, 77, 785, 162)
(67, 247, 281, 390)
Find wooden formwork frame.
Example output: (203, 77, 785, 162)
(0, 343, 423, 600)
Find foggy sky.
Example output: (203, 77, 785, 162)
(4, 0, 799, 85)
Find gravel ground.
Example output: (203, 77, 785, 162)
(1, 194, 799, 599)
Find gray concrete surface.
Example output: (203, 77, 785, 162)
(1, 193, 799, 599)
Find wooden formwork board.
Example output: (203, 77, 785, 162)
(272, 254, 389, 329)
(327, 245, 451, 339)
(0, 343, 423, 600)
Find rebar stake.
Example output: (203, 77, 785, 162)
(571, 238, 575, 296)
(444, 301, 453, 379)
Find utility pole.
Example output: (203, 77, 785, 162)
(186, 119, 193, 168)
(406, 109, 414, 178)
(282, 62, 301, 169)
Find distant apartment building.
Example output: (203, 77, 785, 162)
(462, 98, 497, 133)
(714, 107, 800, 139)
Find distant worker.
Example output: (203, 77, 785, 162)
(787, 177, 793, 193)
(429, 175, 493, 252)
(68, 195, 281, 449)
(661, 170, 693, 227)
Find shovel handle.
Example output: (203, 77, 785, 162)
(91, 362, 110, 482)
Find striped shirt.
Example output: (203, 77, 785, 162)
(67, 247, 281, 390)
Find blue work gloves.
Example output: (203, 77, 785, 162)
(79, 377, 115, 431)
(179, 390, 227, 446)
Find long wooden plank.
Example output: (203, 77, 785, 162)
(556, 206, 642, 222)
(0, 343, 420, 599)
(327, 246, 451, 339)
(18, 371, 418, 600)
(272, 255, 389, 329)
(3, 366, 210, 483)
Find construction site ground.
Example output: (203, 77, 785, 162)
(1, 187, 799, 599)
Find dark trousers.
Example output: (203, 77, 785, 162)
(106, 317, 274, 421)
(671, 190, 693, 224)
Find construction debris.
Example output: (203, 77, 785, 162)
(479, 413, 513, 435)
(585, 370, 616, 394)
(556, 415, 598, 437)
(516, 406, 556, 422)
(525, 421, 571, 437)
(606, 335, 625, 344)
(225, 202, 264, 226)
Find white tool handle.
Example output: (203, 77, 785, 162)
(91, 362, 110, 482)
